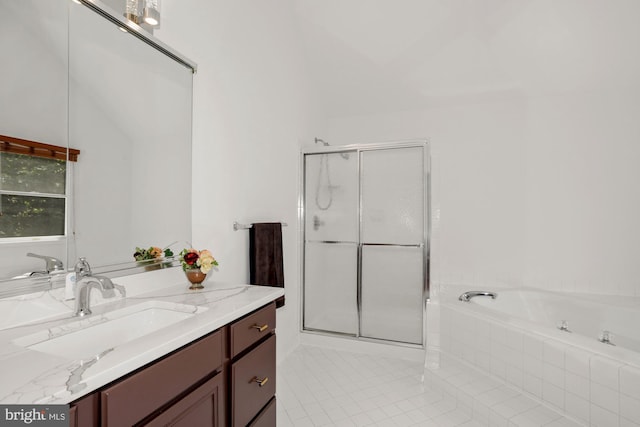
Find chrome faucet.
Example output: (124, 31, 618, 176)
(458, 291, 497, 302)
(27, 252, 64, 274)
(73, 258, 122, 317)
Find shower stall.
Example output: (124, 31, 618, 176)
(300, 140, 429, 347)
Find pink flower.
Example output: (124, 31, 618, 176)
(149, 247, 163, 258)
(180, 247, 218, 273)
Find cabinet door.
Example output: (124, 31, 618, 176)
(143, 373, 225, 427)
(69, 393, 99, 427)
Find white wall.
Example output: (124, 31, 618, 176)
(320, 1, 640, 297)
(156, 0, 322, 361)
(153, 1, 640, 366)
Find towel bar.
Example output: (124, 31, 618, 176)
(233, 221, 288, 231)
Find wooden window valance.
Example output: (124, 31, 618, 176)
(0, 134, 80, 162)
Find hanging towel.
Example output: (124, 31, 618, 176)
(249, 222, 285, 308)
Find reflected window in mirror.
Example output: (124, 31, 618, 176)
(0, 136, 80, 240)
(0, 0, 194, 283)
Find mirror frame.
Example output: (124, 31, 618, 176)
(81, 0, 197, 72)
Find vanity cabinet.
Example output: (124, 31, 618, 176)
(68, 301, 277, 427)
(101, 329, 224, 426)
(229, 303, 276, 427)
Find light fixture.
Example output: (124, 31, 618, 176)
(125, 0, 141, 24)
(71, 0, 82, 4)
(143, 0, 160, 27)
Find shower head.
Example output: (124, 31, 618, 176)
(314, 137, 350, 160)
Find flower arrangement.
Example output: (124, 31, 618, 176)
(133, 246, 173, 261)
(179, 248, 218, 274)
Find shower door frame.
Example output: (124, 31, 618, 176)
(299, 139, 431, 349)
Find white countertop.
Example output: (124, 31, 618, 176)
(0, 268, 284, 405)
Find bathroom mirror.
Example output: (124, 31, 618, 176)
(0, 0, 194, 282)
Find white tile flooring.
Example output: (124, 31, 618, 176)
(276, 345, 585, 427)
(276, 344, 482, 426)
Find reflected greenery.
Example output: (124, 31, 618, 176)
(1, 153, 66, 194)
(0, 195, 65, 238)
(0, 153, 66, 238)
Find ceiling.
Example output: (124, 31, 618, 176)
(293, 0, 640, 117)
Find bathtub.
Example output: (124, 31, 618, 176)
(435, 286, 640, 425)
(467, 288, 640, 355)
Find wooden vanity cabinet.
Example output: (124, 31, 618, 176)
(229, 302, 276, 427)
(101, 328, 224, 426)
(68, 301, 277, 427)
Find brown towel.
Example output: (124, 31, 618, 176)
(249, 223, 285, 308)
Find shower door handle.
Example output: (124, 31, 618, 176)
(305, 240, 358, 245)
(361, 242, 424, 248)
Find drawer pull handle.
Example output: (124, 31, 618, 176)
(251, 376, 269, 387)
(252, 324, 268, 332)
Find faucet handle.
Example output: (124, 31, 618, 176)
(27, 253, 64, 273)
(74, 257, 92, 278)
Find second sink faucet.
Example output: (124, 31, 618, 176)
(27, 252, 64, 274)
(73, 258, 124, 317)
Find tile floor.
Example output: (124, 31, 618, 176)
(276, 345, 585, 427)
(276, 345, 482, 426)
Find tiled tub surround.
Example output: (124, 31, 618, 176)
(431, 286, 640, 426)
(0, 268, 284, 404)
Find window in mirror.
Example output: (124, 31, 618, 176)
(0, 136, 79, 240)
(0, 152, 67, 239)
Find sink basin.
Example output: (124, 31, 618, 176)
(13, 301, 208, 360)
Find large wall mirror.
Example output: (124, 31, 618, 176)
(0, 0, 194, 286)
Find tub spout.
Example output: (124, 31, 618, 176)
(599, 330, 615, 346)
(458, 291, 497, 302)
(557, 320, 571, 332)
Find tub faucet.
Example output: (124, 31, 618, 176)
(73, 258, 122, 317)
(598, 330, 615, 346)
(458, 291, 497, 302)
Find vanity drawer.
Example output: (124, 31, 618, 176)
(231, 334, 276, 427)
(230, 302, 275, 358)
(248, 397, 276, 427)
(101, 329, 223, 426)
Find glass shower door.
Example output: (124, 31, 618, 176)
(303, 151, 358, 335)
(302, 142, 428, 346)
(359, 147, 425, 344)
